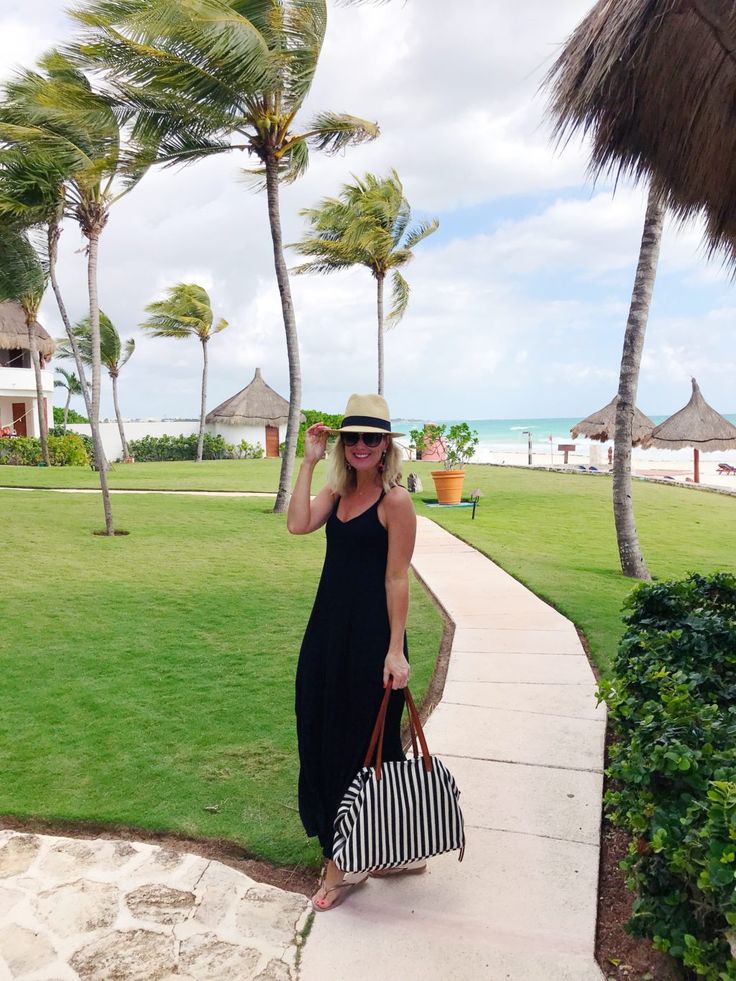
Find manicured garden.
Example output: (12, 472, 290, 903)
(1, 490, 443, 867)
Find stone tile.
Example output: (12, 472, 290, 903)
(234, 885, 309, 948)
(36, 880, 120, 936)
(443, 680, 604, 720)
(426, 702, 605, 772)
(452, 626, 583, 655)
(0, 837, 41, 879)
(0, 887, 25, 922)
(0, 923, 57, 977)
(69, 929, 175, 981)
(36, 841, 99, 882)
(253, 958, 292, 981)
(444, 756, 603, 845)
(452, 611, 571, 630)
(178, 933, 261, 980)
(446, 651, 595, 685)
(125, 884, 196, 925)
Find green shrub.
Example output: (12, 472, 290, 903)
(599, 572, 736, 978)
(0, 433, 89, 467)
(48, 426, 94, 460)
(296, 409, 343, 456)
(0, 437, 42, 466)
(235, 439, 264, 459)
(127, 432, 234, 462)
(53, 406, 88, 424)
(48, 433, 90, 467)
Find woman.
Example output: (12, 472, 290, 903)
(287, 393, 417, 911)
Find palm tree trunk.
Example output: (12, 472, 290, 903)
(48, 221, 95, 429)
(197, 338, 208, 463)
(265, 152, 302, 514)
(111, 373, 129, 460)
(87, 227, 114, 535)
(63, 390, 71, 431)
(613, 186, 664, 579)
(376, 273, 385, 396)
(27, 318, 50, 465)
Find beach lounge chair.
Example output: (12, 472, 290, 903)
(717, 462, 736, 475)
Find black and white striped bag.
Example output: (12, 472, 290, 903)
(333, 687, 465, 873)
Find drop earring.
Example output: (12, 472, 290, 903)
(378, 451, 386, 473)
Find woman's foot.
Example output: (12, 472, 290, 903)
(312, 861, 366, 912)
(370, 859, 427, 878)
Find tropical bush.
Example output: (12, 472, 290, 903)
(234, 440, 264, 459)
(127, 433, 234, 462)
(421, 422, 480, 470)
(53, 406, 88, 424)
(0, 433, 90, 467)
(599, 572, 736, 978)
(48, 426, 94, 459)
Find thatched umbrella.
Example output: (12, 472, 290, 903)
(0, 300, 56, 360)
(206, 368, 305, 457)
(547, 0, 736, 265)
(644, 378, 736, 483)
(571, 395, 654, 444)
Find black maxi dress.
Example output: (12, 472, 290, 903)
(295, 491, 407, 858)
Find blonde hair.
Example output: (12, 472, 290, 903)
(325, 436, 404, 497)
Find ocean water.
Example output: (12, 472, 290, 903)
(393, 415, 736, 464)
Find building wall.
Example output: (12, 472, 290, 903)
(67, 420, 285, 462)
(0, 367, 54, 437)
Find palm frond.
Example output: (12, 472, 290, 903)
(387, 269, 409, 327)
(302, 111, 379, 153)
(140, 281, 225, 341)
(0, 225, 47, 316)
(403, 217, 439, 250)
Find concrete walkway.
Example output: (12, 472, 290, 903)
(299, 516, 606, 981)
(0, 516, 605, 980)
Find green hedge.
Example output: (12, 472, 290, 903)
(53, 406, 88, 424)
(296, 409, 343, 456)
(600, 573, 736, 978)
(127, 433, 235, 462)
(0, 433, 90, 467)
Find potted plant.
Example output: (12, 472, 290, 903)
(425, 422, 480, 504)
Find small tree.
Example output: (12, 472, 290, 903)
(140, 283, 227, 463)
(293, 170, 438, 394)
(54, 367, 84, 431)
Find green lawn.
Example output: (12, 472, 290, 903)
(0, 459, 282, 491)
(1, 491, 443, 866)
(406, 462, 736, 675)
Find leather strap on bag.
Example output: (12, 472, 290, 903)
(364, 682, 433, 780)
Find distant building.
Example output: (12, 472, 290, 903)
(0, 301, 56, 437)
(206, 368, 304, 457)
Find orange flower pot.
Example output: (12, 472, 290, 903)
(431, 470, 466, 505)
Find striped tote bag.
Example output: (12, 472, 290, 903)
(333, 687, 465, 874)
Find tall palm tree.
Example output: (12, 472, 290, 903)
(140, 284, 227, 463)
(72, 0, 379, 511)
(0, 148, 95, 431)
(611, 187, 664, 580)
(57, 313, 135, 459)
(54, 367, 84, 431)
(0, 226, 51, 464)
(292, 170, 438, 394)
(0, 50, 150, 533)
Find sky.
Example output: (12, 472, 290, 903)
(1, 0, 734, 422)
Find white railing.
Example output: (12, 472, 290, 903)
(0, 366, 54, 395)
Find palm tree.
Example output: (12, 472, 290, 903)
(0, 148, 95, 431)
(54, 367, 84, 431)
(57, 313, 135, 459)
(293, 170, 438, 394)
(610, 188, 664, 580)
(0, 226, 51, 464)
(72, 0, 379, 511)
(0, 50, 150, 533)
(140, 284, 227, 463)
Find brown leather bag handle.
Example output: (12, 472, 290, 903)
(364, 682, 433, 780)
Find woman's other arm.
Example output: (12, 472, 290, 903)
(382, 486, 417, 689)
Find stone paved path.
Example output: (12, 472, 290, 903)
(0, 831, 310, 980)
(299, 517, 606, 981)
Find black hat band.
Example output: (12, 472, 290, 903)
(341, 414, 392, 430)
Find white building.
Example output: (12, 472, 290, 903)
(206, 367, 304, 456)
(0, 301, 56, 438)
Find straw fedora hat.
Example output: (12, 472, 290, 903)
(330, 394, 405, 437)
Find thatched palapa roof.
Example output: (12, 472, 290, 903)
(0, 301, 56, 358)
(206, 367, 304, 427)
(547, 0, 736, 265)
(644, 378, 736, 451)
(571, 395, 654, 444)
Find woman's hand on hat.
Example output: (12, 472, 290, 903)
(304, 423, 330, 464)
(383, 651, 410, 690)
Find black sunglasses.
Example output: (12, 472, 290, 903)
(341, 431, 385, 448)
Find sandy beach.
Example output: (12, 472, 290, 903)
(468, 447, 736, 492)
